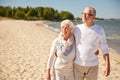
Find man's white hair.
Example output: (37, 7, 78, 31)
(61, 19, 73, 29)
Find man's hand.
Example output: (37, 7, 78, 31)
(95, 50, 99, 55)
(104, 66, 110, 77)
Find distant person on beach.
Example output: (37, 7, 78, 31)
(47, 19, 75, 80)
(73, 6, 110, 80)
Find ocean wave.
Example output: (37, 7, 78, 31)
(42, 24, 60, 32)
(47, 23, 60, 32)
(106, 34, 120, 40)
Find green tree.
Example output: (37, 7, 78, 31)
(5, 6, 12, 17)
(25, 6, 30, 13)
(26, 8, 34, 17)
(0, 6, 5, 16)
(59, 11, 74, 20)
(43, 7, 55, 20)
(15, 8, 25, 19)
(0, 6, 75, 20)
(25, 8, 37, 20)
(12, 7, 16, 18)
(35, 7, 43, 19)
(54, 10, 60, 20)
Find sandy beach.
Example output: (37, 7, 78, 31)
(0, 20, 120, 80)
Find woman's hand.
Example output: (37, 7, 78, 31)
(46, 69, 51, 80)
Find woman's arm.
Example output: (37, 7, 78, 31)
(46, 38, 57, 80)
(47, 69, 51, 80)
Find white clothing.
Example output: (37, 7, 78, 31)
(73, 24, 109, 66)
(55, 69, 74, 80)
(47, 37, 75, 76)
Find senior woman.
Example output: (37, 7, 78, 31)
(46, 19, 75, 80)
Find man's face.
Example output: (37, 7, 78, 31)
(82, 8, 95, 24)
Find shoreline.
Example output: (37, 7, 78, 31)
(0, 20, 120, 80)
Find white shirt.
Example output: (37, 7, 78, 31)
(73, 24, 109, 66)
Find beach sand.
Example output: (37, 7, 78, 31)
(0, 20, 120, 80)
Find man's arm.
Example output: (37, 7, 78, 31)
(103, 54, 110, 77)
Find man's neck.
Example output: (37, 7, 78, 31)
(84, 23, 94, 27)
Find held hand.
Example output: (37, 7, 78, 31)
(69, 35, 74, 43)
(64, 45, 70, 50)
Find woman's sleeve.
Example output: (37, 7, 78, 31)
(47, 38, 57, 69)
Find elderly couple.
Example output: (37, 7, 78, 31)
(46, 6, 110, 80)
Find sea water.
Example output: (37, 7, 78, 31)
(47, 20, 120, 53)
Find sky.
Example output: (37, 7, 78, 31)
(0, 0, 120, 19)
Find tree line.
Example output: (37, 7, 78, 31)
(0, 6, 74, 20)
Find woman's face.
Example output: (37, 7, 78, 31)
(61, 23, 72, 38)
